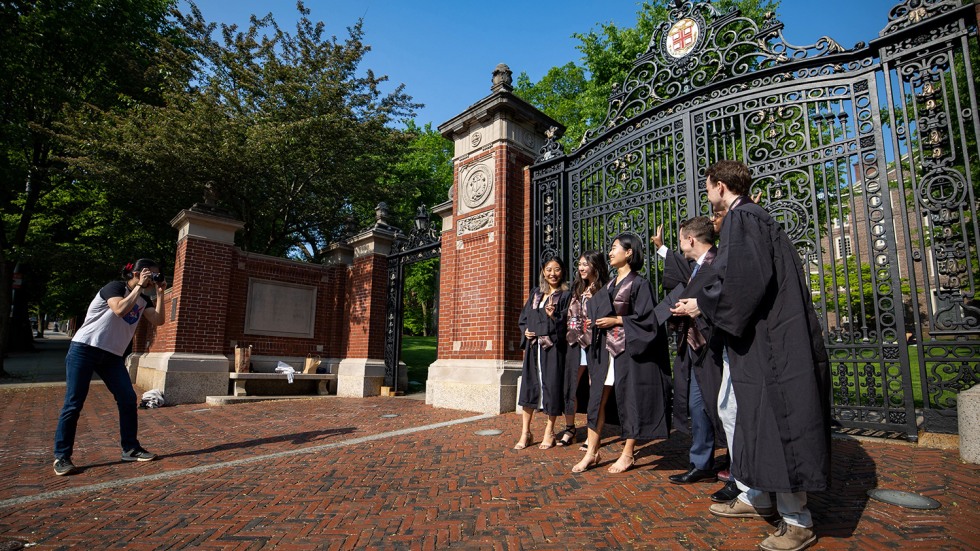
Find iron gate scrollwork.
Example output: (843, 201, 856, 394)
(383, 205, 441, 392)
(530, 0, 980, 437)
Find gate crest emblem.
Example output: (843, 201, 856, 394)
(666, 18, 699, 58)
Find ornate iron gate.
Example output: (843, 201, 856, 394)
(383, 205, 441, 392)
(530, 0, 980, 437)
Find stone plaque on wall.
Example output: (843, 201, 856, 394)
(458, 160, 494, 215)
(244, 279, 317, 338)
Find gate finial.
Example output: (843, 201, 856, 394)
(492, 63, 513, 92)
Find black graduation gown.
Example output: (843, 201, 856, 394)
(697, 202, 831, 493)
(563, 292, 591, 415)
(587, 273, 673, 440)
(518, 288, 570, 416)
(665, 248, 724, 442)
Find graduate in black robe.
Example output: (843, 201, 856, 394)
(672, 160, 830, 551)
(557, 250, 610, 447)
(515, 256, 571, 450)
(652, 218, 727, 486)
(572, 233, 673, 474)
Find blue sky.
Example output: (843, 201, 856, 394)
(185, 0, 902, 129)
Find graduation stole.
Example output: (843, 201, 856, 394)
(531, 288, 559, 349)
(604, 271, 637, 357)
(566, 285, 594, 348)
(680, 248, 717, 351)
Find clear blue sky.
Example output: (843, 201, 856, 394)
(184, 0, 901, 129)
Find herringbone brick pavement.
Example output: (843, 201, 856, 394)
(0, 384, 977, 550)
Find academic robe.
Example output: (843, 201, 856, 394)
(587, 272, 673, 440)
(697, 201, 831, 494)
(665, 247, 724, 442)
(518, 288, 571, 416)
(563, 291, 592, 415)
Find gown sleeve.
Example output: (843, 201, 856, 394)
(622, 277, 664, 359)
(698, 208, 774, 337)
(518, 288, 537, 351)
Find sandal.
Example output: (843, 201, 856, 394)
(556, 425, 576, 447)
(513, 432, 533, 450)
(607, 454, 635, 474)
(538, 433, 557, 449)
(572, 451, 601, 473)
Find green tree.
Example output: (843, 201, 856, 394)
(0, 0, 177, 363)
(403, 258, 438, 336)
(65, 1, 421, 262)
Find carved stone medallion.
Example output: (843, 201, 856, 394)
(461, 163, 493, 209)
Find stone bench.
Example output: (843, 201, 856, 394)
(229, 372, 337, 397)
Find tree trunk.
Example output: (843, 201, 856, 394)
(0, 258, 12, 377)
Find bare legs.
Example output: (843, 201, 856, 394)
(572, 385, 611, 472)
(514, 407, 534, 450)
(539, 415, 557, 449)
(514, 407, 558, 450)
(607, 438, 635, 473)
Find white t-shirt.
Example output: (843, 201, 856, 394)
(72, 281, 153, 356)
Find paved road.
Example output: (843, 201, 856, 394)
(1, 333, 72, 386)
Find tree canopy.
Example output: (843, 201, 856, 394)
(1, 0, 453, 362)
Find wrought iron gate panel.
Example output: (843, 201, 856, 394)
(529, 0, 979, 437)
(565, 115, 692, 288)
(383, 207, 441, 391)
(879, 6, 980, 431)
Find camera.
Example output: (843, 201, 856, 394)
(151, 273, 166, 283)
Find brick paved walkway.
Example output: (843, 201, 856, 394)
(0, 382, 978, 550)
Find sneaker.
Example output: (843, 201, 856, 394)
(759, 521, 816, 551)
(53, 457, 77, 476)
(121, 448, 157, 462)
(708, 498, 776, 519)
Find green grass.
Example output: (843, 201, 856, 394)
(401, 335, 436, 390)
(831, 345, 979, 410)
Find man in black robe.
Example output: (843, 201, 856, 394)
(672, 160, 830, 551)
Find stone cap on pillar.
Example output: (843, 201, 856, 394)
(432, 200, 453, 233)
(325, 242, 355, 266)
(347, 226, 401, 258)
(438, 64, 564, 142)
(170, 209, 245, 245)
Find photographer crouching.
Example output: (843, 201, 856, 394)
(53, 259, 168, 476)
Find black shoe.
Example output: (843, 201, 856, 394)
(710, 480, 741, 503)
(121, 448, 157, 462)
(53, 457, 77, 476)
(669, 467, 717, 484)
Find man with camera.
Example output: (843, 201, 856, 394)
(53, 258, 168, 476)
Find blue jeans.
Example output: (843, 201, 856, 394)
(53, 342, 141, 459)
(688, 371, 715, 470)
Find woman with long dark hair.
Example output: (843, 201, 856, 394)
(515, 256, 571, 450)
(573, 233, 672, 473)
(556, 250, 609, 447)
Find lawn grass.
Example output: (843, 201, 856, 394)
(401, 335, 436, 390)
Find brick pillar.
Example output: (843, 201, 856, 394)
(134, 208, 244, 404)
(427, 64, 562, 413)
(337, 223, 398, 397)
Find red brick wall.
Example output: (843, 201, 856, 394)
(344, 253, 388, 359)
(437, 143, 534, 362)
(140, 236, 352, 361)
